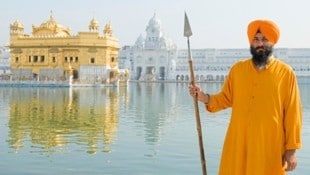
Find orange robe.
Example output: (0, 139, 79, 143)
(206, 57, 302, 175)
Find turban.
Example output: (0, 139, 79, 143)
(247, 19, 280, 44)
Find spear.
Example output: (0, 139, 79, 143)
(184, 12, 207, 175)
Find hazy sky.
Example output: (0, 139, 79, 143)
(1, 0, 309, 49)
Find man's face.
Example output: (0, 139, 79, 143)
(250, 32, 273, 65)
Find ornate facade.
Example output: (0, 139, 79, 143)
(119, 13, 177, 81)
(9, 14, 120, 85)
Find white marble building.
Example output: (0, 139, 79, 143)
(119, 13, 177, 81)
(174, 48, 310, 82)
(0, 46, 11, 79)
(172, 48, 249, 82)
(119, 14, 310, 83)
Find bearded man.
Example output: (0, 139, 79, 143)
(189, 19, 302, 175)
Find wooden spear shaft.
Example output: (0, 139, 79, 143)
(184, 12, 207, 175)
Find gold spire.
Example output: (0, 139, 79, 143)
(104, 21, 113, 36)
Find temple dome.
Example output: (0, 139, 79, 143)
(89, 17, 99, 31)
(10, 20, 24, 29)
(104, 22, 113, 36)
(32, 15, 71, 37)
(10, 20, 24, 34)
(134, 34, 145, 49)
(146, 13, 162, 31)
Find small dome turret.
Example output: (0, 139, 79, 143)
(104, 22, 113, 36)
(134, 34, 145, 49)
(89, 17, 99, 31)
(10, 20, 24, 34)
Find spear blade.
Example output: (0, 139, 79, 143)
(184, 12, 193, 37)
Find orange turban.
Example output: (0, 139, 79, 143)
(247, 19, 280, 45)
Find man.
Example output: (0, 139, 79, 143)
(189, 19, 302, 175)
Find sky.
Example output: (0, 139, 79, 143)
(1, 0, 309, 49)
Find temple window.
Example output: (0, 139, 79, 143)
(75, 57, 78, 62)
(40, 56, 45, 62)
(33, 56, 38, 62)
(90, 57, 95, 63)
(52, 57, 56, 63)
(15, 57, 19, 63)
(65, 57, 68, 62)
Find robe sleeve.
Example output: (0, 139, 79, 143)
(206, 66, 234, 112)
(283, 70, 302, 150)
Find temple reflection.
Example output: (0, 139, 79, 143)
(3, 82, 310, 159)
(130, 82, 178, 145)
(7, 87, 122, 154)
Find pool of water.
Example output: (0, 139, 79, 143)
(0, 82, 309, 174)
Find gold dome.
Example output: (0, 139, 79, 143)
(89, 17, 99, 31)
(32, 15, 71, 37)
(10, 20, 24, 30)
(104, 22, 113, 36)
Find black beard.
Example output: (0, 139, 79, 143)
(250, 46, 273, 67)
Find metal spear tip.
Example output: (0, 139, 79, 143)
(184, 12, 193, 37)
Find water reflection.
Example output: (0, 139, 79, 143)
(5, 82, 310, 155)
(126, 82, 179, 144)
(7, 87, 125, 154)
(2, 82, 310, 174)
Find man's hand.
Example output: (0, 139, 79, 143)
(283, 149, 297, 171)
(189, 84, 209, 104)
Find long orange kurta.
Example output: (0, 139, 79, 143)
(206, 57, 302, 175)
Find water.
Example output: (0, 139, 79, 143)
(0, 82, 309, 175)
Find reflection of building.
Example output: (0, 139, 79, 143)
(130, 83, 173, 145)
(9, 13, 120, 85)
(7, 88, 119, 154)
